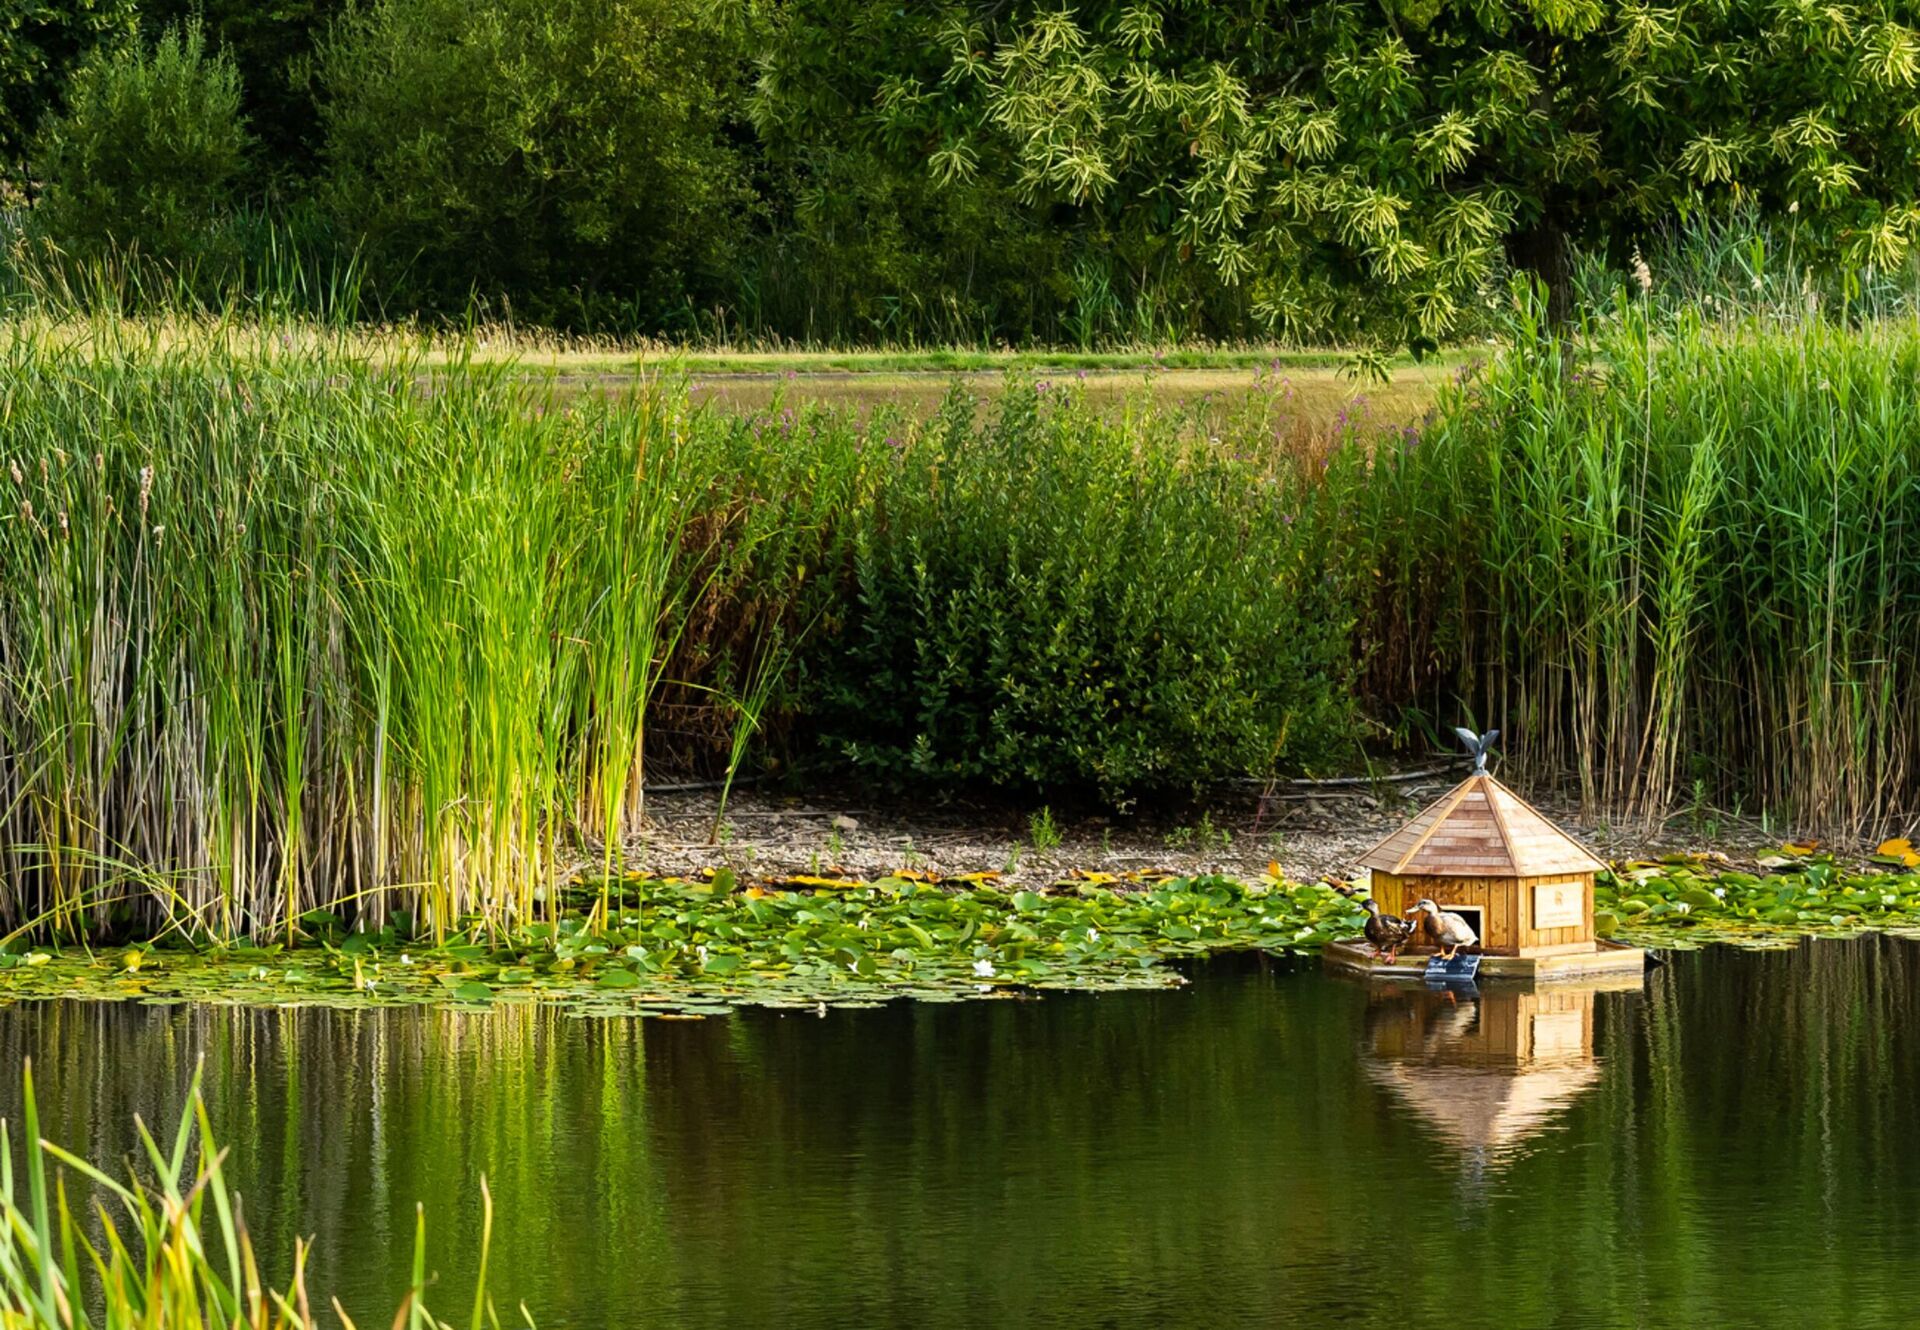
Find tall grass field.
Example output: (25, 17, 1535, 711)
(3, 309, 1918, 944)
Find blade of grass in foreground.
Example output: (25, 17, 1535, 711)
(0, 1057, 523, 1328)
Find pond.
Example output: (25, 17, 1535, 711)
(4, 938, 1919, 1329)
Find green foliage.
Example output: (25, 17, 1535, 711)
(758, 0, 1920, 342)
(314, 0, 747, 328)
(27, 21, 251, 268)
(137, 0, 343, 177)
(1028, 806, 1061, 851)
(0, 0, 137, 180)
(0, 326, 1367, 942)
(16, 2, 1920, 342)
(822, 380, 1357, 794)
(1598, 856, 1920, 948)
(0, 323, 823, 943)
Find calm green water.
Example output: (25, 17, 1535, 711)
(4, 939, 1919, 1328)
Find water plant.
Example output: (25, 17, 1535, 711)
(0, 1060, 509, 1328)
(9, 301, 1920, 951)
(0, 319, 860, 944)
(1598, 850, 1920, 950)
(0, 873, 1371, 1016)
(0, 324, 1358, 944)
(1337, 298, 1920, 836)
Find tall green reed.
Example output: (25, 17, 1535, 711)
(0, 319, 819, 943)
(1341, 297, 1920, 834)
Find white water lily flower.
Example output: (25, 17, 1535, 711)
(696, 944, 709, 964)
(1885, 894, 1899, 905)
(972, 958, 996, 978)
(858, 916, 870, 930)
(1713, 887, 1727, 899)
(1087, 928, 1099, 943)
(1675, 902, 1691, 914)
(399, 954, 412, 966)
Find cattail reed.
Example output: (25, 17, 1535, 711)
(0, 316, 841, 944)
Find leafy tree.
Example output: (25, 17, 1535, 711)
(755, 0, 1920, 344)
(0, 0, 137, 183)
(29, 21, 253, 266)
(315, 0, 748, 328)
(138, 0, 343, 179)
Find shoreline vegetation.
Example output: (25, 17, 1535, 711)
(1, 1061, 509, 1330)
(4, 302, 1920, 945)
(3, 857, 1918, 1016)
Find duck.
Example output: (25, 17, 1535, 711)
(1361, 898, 1416, 963)
(1410, 898, 1478, 961)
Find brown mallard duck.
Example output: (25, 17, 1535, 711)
(1410, 898, 1478, 960)
(1362, 898, 1416, 963)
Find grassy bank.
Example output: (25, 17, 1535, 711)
(4, 308, 1919, 945)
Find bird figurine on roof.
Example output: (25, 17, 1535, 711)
(1454, 726, 1500, 773)
(1410, 898, 1478, 961)
(1361, 898, 1416, 964)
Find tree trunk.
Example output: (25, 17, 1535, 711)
(1509, 215, 1573, 329)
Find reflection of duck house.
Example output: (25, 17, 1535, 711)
(1326, 772, 1646, 980)
(1364, 981, 1629, 1159)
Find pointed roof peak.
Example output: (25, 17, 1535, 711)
(1359, 773, 1605, 877)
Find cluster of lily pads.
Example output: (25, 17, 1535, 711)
(0, 870, 1369, 1017)
(1598, 839, 1920, 950)
(7, 846, 1920, 1014)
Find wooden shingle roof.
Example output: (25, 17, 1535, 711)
(1358, 774, 1606, 877)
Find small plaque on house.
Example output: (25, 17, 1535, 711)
(1533, 881, 1584, 930)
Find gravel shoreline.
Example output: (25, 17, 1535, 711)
(619, 776, 1795, 887)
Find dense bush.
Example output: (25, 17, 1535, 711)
(0, 0, 139, 180)
(27, 23, 251, 270)
(17, 1, 1920, 342)
(313, 0, 747, 328)
(819, 382, 1357, 793)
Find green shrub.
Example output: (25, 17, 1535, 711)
(314, 0, 745, 328)
(820, 381, 1358, 794)
(0, 0, 140, 182)
(27, 22, 252, 270)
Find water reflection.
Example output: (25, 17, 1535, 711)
(2, 940, 1920, 1329)
(1360, 978, 1633, 1170)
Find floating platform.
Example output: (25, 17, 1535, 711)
(1323, 937, 1647, 983)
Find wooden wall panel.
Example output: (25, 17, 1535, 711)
(1377, 870, 1595, 956)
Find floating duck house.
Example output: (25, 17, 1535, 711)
(1328, 771, 1646, 981)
